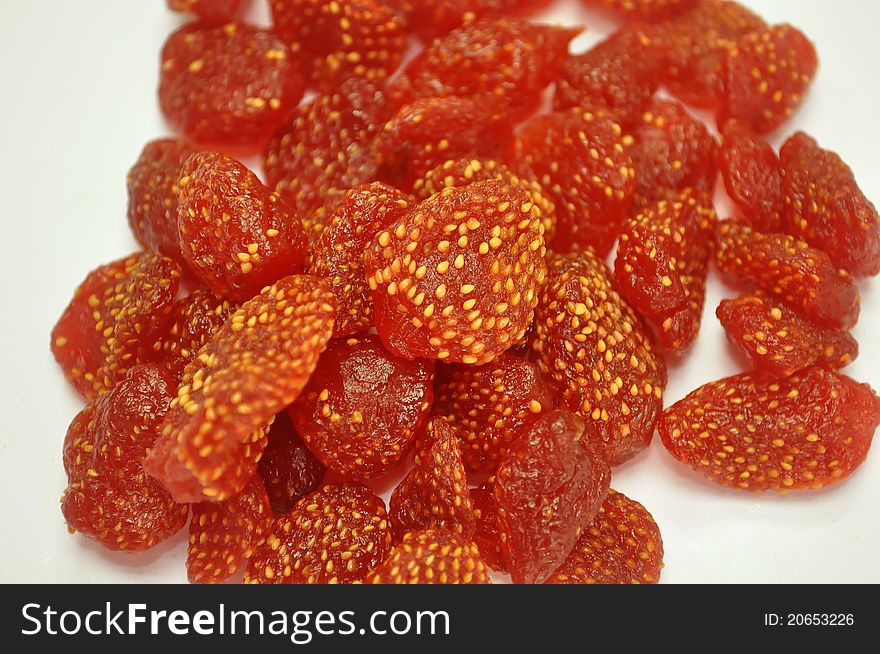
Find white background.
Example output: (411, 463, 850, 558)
(0, 0, 878, 583)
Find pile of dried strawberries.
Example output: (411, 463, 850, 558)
(51, 0, 880, 584)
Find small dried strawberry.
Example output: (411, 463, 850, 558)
(145, 275, 336, 503)
(366, 529, 491, 584)
(187, 475, 272, 584)
(717, 293, 858, 378)
(495, 410, 611, 584)
(547, 489, 663, 584)
(582, 0, 695, 22)
(660, 368, 880, 491)
(244, 482, 392, 584)
(166, 0, 247, 20)
(470, 481, 506, 572)
(258, 413, 325, 515)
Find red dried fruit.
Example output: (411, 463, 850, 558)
(470, 482, 506, 572)
(614, 189, 717, 352)
(270, 0, 407, 91)
(366, 528, 491, 584)
(715, 221, 860, 330)
(495, 410, 611, 584)
(159, 22, 304, 150)
(61, 365, 188, 551)
(309, 183, 414, 338)
(402, 1, 552, 40)
(390, 18, 578, 121)
(780, 132, 880, 277)
(244, 482, 392, 583)
(654, 0, 766, 109)
(511, 109, 635, 256)
(166, 0, 246, 20)
(434, 353, 555, 473)
(720, 24, 818, 134)
(717, 294, 858, 378)
(366, 180, 547, 365)
(264, 79, 388, 243)
(717, 120, 783, 233)
(659, 368, 880, 491)
(258, 413, 325, 515)
(187, 475, 272, 584)
(531, 250, 665, 465)
(289, 333, 435, 481)
(126, 139, 195, 265)
(389, 418, 475, 541)
(582, 0, 695, 22)
(630, 99, 718, 205)
(51, 252, 181, 401)
(178, 152, 309, 302)
(144, 275, 336, 503)
(547, 489, 663, 584)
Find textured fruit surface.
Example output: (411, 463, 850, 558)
(258, 413, 325, 515)
(715, 221, 860, 330)
(270, 0, 407, 91)
(780, 132, 880, 277)
(289, 334, 435, 480)
(470, 482, 506, 572)
(126, 139, 195, 265)
(531, 250, 665, 465)
(366, 529, 491, 584)
(61, 366, 187, 551)
(717, 121, 783, 233)
(187, 475, 272, 584)
(434, 354, 554, 473)
(145, 275, 336, 503)
(495, 410, 611, 584)
(167, 0, 245, 20)
(720, 24, 818, 134)
(511, 109, 635, 256)
(717, 294, 858, 378)
(51, 253, 181, 401)
(659, 368, 880, 491)
(547, 489, 663, 584)
(178, 152, 309, 302)
(264, 79, 388, 242)
(614, 190, 717, 352)
(402, 1, 552, 40)
(366, 180, 547, 364)
(159, 22, 304, 149)
(310, 183, 414, 338)
(244, 483, 392, 583)
(390, 419, 474, 540)
(390, 18, 578, 121)
(582, 0, 695, 21)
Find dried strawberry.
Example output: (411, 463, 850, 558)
(51, 253, 181, 401)
(145, 275, 336, 503)
(780, 132, 880, 277)
(717, 120, 783, 233)
(720, 24, 818, 135)
(61, 365, 188, 551)
(244, 482, 392, 583)
(366, 529, 491, 584)
(470, 482, 506, 572)
(547, 489, 663, 584)
(495, 410, 611, 584)
(258, 413, 325, 515)
(126, 139, 195, 265)
(715, 221, 860, 330)
(531, 250, 666, 465)
(389, 418, 474, 541)
(270, 0, 407, 91)
(434, 353, 554, 473)
(511, 109, 635, 256)
(187, 475, 272, 584)
(717, 294, 858, 378)
(402, 1, 552, 40)
(264, 79, 387, 243)
(309, 183, 414, 338)
(159, 22, 304, 150)
(366, 180, 546, 364)
(289, 333, 435, 481)
(582, 0, 695, 22)
(166, 0, 246, 20)
(178, 152, 309, 302)
(614, 189, 717, 352)
(660, 368, 880, 491)
(390, 18, 578, 121)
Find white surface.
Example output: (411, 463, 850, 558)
(0, 0, 878, 584)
